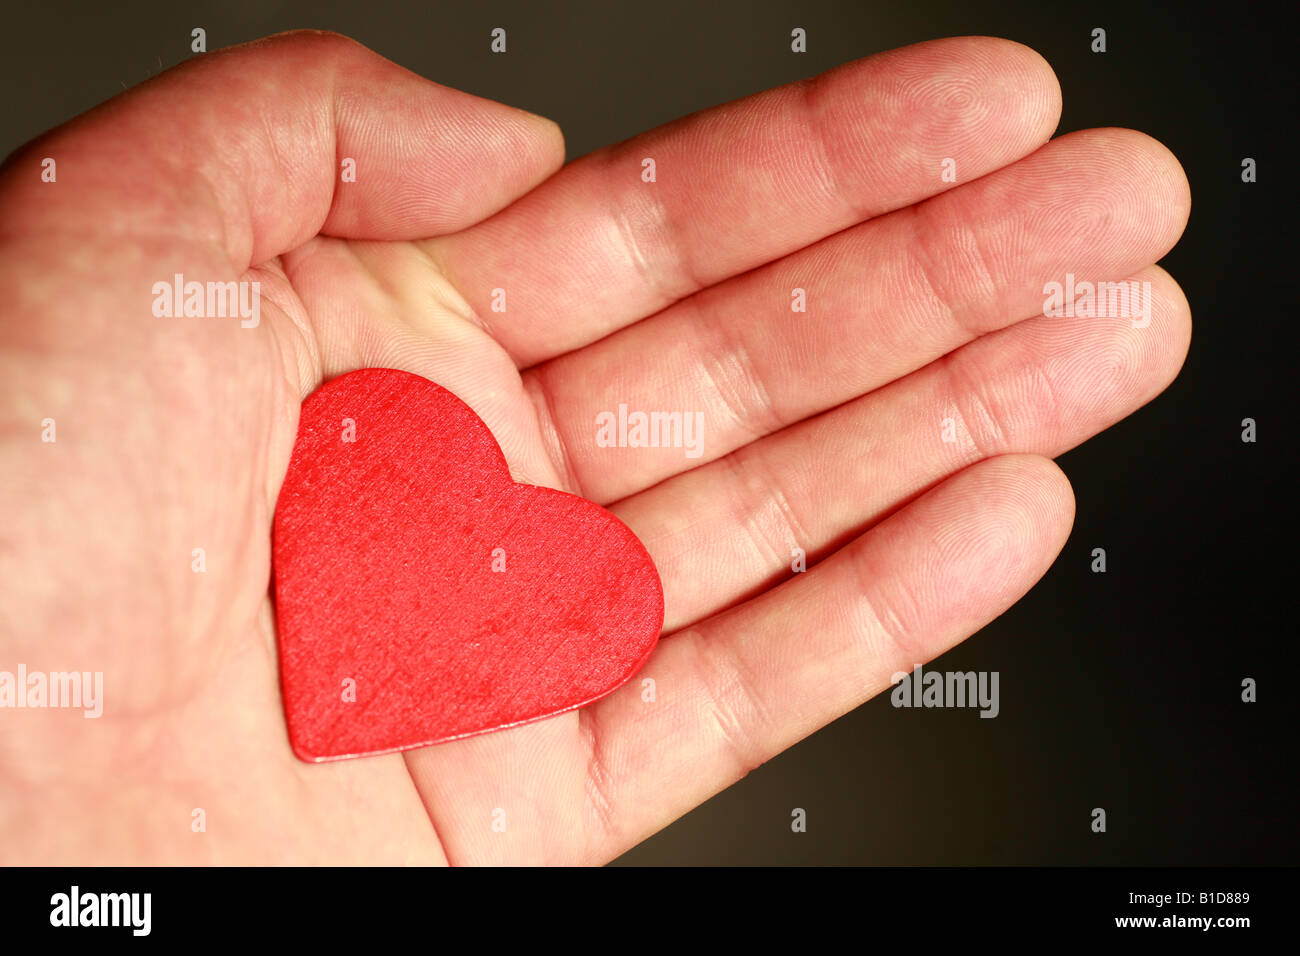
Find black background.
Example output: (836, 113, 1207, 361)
(2, 1, 1293, 865)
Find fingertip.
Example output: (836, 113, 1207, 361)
(1132, 263, 1194, 398)
(939, 453, 1076, 580)
(522, 111, 567, 167)
(509, 109, 567, 190)
(973, 452, 1074, 526)
(1013, 453, 1077, 543)
(894, 35, 1063, 146)
(1087, 127, 1193, 235)
(953, 36, 1063, 125)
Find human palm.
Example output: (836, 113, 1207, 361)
(0, 31, 1190, 864)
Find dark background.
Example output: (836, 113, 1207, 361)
(4, 1, 1292, 864)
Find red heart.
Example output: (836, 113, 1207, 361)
(272, 368, 664, 761)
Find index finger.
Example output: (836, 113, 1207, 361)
(425, 36, 1062, 367)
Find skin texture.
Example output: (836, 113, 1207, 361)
(0, 31, 1190, 864)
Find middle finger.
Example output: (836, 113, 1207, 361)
(525, 128, 1190, 502)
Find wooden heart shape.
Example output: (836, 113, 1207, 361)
(272, 368, 664, 761)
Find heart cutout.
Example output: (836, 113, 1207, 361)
(272, 368, 664, 761)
